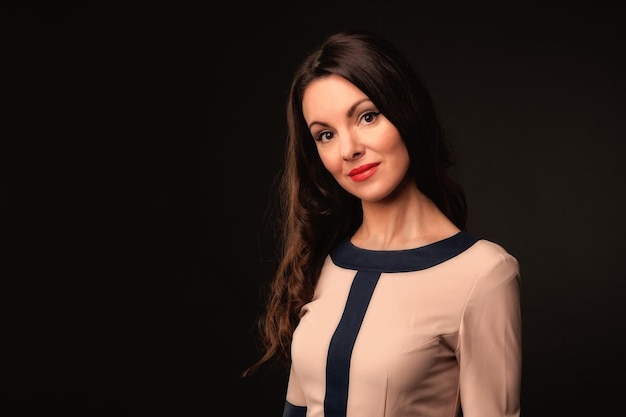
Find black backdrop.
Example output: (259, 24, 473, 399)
(2, 2, 625, 416)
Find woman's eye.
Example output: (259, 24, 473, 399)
(361, 111, 380, 124)
(315, 131, 334, 142)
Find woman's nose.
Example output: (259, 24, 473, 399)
(340, 130, 364, 161)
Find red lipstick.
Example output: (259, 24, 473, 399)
(348, 163, 380, 182)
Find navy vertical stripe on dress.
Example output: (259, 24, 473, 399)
(324, 270, 381, 417)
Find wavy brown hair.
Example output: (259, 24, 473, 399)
(243, 30, 467, 377)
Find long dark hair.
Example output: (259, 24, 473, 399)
(244, 30, 467, 376)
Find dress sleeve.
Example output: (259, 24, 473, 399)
(282, 365, 307, 417)
(457, 251, 522, 417)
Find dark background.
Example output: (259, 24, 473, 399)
(2, 2, 625, 416)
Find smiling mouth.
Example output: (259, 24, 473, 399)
(349, 163, 380, 181)
(349, 163, 380, 176)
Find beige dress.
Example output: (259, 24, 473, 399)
(283, 232, 521, 417)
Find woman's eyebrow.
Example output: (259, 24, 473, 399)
(347, 98, 373, 118)
(308, 98, 373, 130)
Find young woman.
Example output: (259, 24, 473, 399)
(247, 30, 521, 417)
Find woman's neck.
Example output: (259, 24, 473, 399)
(351, 182, 460, 250)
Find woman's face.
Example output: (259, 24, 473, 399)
(302, 74, 411, 203)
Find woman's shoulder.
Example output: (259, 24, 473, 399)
(464, 237, 520, 284)
(470, 238, 517, 260)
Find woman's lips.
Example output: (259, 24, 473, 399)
(348, 163, 380, 182)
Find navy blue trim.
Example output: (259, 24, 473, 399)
(330, 231, 479, 273)
(282, 401, 307, 417)
(324, 270, 381, 417)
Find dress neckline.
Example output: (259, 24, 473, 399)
(330, 231, 479, 273)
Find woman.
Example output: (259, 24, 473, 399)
(247, 30, 521, 417)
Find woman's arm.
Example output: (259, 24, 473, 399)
(457, 251, 522, 417)
(283, 365, 307, 417)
